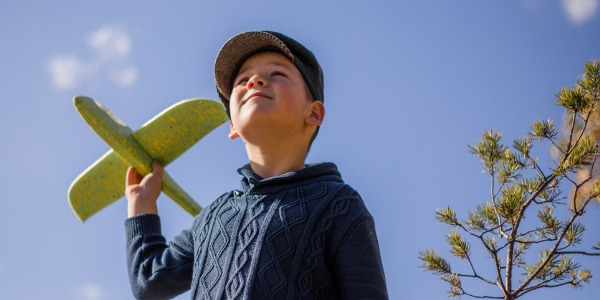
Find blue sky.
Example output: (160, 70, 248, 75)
(1, 1, 599, 299)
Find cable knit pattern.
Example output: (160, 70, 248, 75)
(126, 162, 388, 300)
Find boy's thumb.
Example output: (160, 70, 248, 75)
(126, 167, 142, 186)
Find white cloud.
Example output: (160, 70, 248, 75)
(76, 282, 103, 300)
(88, 25, 131, 60)
(111, 65, 138, 87)
(561, 0, 599, 24)
(48, 55, 84, 90)
(48, 24, 137, 90)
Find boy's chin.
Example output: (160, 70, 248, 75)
(235, 106, 274, 123)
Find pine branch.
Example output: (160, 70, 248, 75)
(513, 195, 595, 295)
(517, 280, 578, 298)
(452, 215, 509, 293)
(490, 168, 508, 238)
(504, 173, 557, 294)
(517, 268, 592, 298)
(555, 250, 600, 256)
(459, 291, 505, 299)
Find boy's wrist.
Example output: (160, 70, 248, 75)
(127, 198, 158, 218)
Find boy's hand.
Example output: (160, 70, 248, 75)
(125, 161, 163, 218)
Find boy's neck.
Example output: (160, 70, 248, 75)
(245, 142, 307, 179)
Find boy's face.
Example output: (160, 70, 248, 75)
(228, 51, 323, 143)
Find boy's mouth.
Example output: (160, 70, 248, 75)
(243, 91, 271, 103)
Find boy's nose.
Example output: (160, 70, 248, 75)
(247, 75, 267, 89)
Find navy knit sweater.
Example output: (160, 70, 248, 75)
(125, 162, 388, 299)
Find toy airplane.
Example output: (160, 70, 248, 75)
(68, 96, 228, 222)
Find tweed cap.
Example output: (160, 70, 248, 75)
(215, 31, 324, 115)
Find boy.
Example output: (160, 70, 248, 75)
(125, 31, 388, 299)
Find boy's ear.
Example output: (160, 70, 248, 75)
(228, 122, 239, 140)
(305, 100, 325, 126)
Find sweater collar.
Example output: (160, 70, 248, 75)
(237, 162, 342, 194)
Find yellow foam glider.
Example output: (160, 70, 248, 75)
(68, 96, 228, 222)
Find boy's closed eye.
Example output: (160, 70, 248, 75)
(270, 71, 287, 78)
(236, 77, 250, 86)
(234, 71, 288, 87)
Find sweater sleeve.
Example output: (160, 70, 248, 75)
(125, 214, 195, 300)
(332, 213, 389, 299)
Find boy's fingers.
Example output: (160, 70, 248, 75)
(126, 166, 142, 186)
(139, 161, 164, 186)
(152, 161, 164, 177)
(126, 162, 163, 188)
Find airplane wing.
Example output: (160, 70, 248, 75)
(68, 150, 127, 221)
(133, 98, 228, 164)
(68, 98, 228, 222)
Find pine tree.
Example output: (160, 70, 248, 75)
(419, 60, 600, 299)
